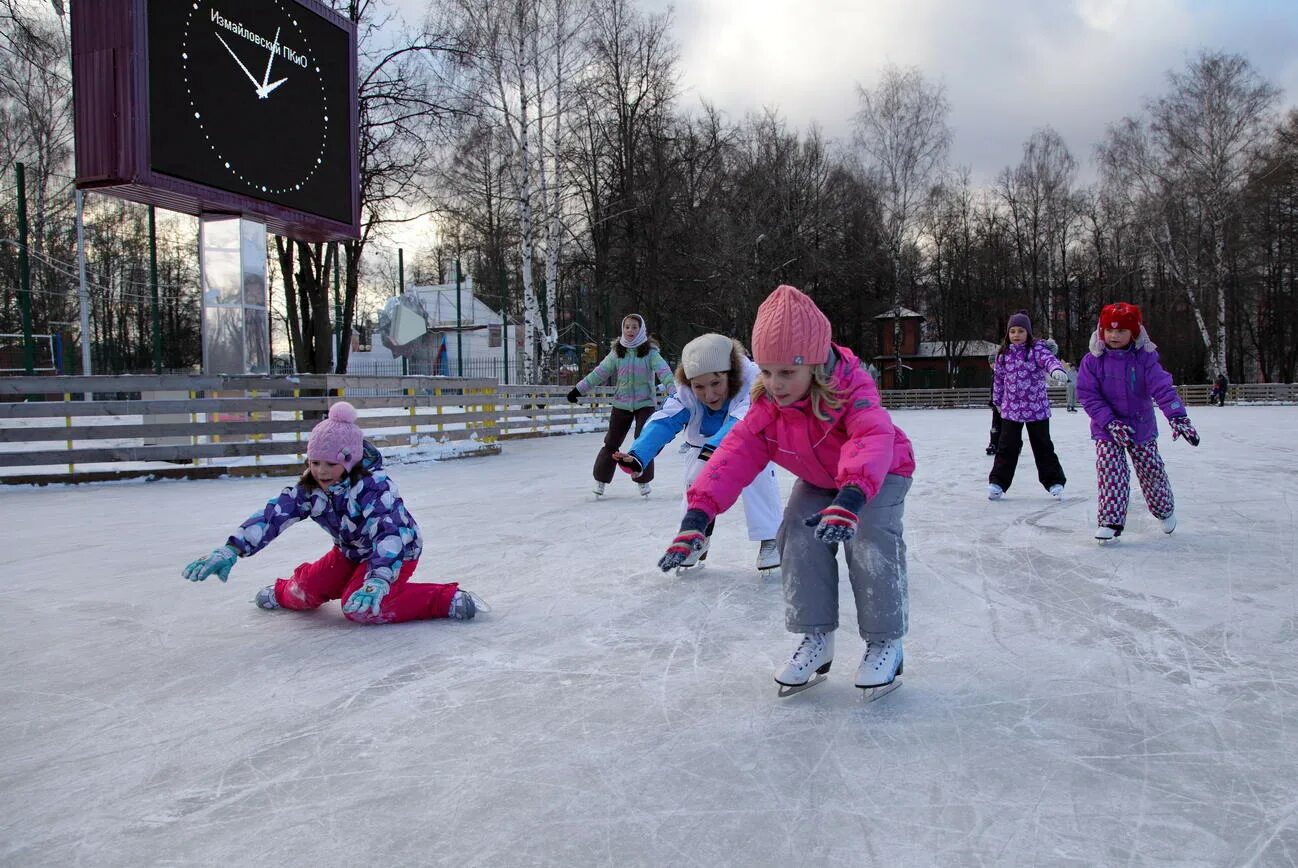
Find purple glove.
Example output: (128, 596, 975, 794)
(1169, 416, 1200, 446)
(1106, 421, 1134, 448)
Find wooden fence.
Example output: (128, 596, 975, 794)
(1, 374, 1294, 484)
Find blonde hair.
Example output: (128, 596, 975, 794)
(750, 363, 845, 422)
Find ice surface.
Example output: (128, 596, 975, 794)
(2, 407, 1296, 866)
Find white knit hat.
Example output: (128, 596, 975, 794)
(681, 334, 735, 380)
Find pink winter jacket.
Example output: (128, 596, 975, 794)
(686, 344, 916, 519)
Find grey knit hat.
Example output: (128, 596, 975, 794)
(680, 333, 735, 380)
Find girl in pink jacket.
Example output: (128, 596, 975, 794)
(658, 285, 917, 699)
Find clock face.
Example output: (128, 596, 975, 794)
(148, 0, 352, 224)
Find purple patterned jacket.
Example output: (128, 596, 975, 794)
(992, 341, 1065, 423)
(225, 442, 423, 585)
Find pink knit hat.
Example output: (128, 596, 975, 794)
(308, 401, 365, 470)
(750, 284, 832, 366)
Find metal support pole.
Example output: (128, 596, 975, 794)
(499, 270, 508, 385)
(398, 247, 407, 376)
(455, 258, 464, 377)
(149, 205, 162, 373)
(333, 243, 341, 372)
(16, 162, 35, 374)
(76, 189, 92, 376)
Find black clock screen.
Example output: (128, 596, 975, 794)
(149, 0, 351, 224)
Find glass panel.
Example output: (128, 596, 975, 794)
(244, 308, 269, 374)
(202, 249, 242, 306)
(241, 221, 268, 306)
(201, 217, 240, 252)
(203, 306, 244, 374)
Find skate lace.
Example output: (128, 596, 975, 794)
(864, 639, 895, 671)
(793, 634, 823, 668)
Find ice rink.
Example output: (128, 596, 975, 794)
(2, 406, 1296, 866)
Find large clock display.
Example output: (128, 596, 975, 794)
(148, 0, 352, 224)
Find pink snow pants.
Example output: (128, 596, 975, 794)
(1095, 439, 1175, 528)
(272, 547, 459, 624)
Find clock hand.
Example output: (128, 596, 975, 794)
(260, 26, 280, 91)
(257, 77, 288, 98)
(214, 32, 262, 92)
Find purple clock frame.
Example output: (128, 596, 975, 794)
(71, 0, 360, 243)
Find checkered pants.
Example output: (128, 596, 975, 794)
(1095, 438, 1174, 527)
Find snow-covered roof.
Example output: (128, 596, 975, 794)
(409, 280, 508, 327)
(873, 307, 925, 320)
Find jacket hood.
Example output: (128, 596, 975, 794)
(1090, 325, 1157, 357)
(360, 439, 384, 472)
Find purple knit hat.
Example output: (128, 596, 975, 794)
(308, 401, 364, 470)
(1007, 310, 1032, 338)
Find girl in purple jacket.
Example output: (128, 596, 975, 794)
(1077, 303, 1200, 541)
(988, 311, 1070, 500)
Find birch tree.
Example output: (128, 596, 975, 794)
(1098, 51, 1278, 376)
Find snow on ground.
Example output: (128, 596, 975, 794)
(2, 406, 1296, 866)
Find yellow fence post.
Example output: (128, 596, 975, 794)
(294, 387, 303, 463)
(435, 387, 443, 435)
(64, 392, 74, 475)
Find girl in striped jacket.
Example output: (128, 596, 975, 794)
(567, 314, 675, 497)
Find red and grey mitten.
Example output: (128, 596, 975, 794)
(1106, 420, 1135, 448)
(658, 509, 710, 572)
(804, 485, 866, 545)
(1169, 415, 1200, 446)
(613, 451, 645, 476)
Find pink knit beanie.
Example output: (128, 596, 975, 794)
(308, 401, 365, 470)
(750, 284, 832, 366)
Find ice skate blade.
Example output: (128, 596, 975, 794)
(675, 562, 706, 576)
(857, 679, 902, 702)
(776, 674, 827, 698)
(758, 566, 781, 579)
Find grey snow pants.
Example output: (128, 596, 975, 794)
(777, 474, 912, 640)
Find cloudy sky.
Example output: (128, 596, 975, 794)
(639, 0, 1298, 184)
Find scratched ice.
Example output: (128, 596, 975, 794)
(2, 407, 1296, 866)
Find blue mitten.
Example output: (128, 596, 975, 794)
(658, 509, 711, 572)
(804, 485, 866, 545)
(342, 576, 392, 617)
(1106, 421, 1135, 448)
(182, 545, 239, 583)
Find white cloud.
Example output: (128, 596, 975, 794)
(659, 0, 1298, 184)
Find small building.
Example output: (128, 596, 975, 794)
(346, 275, 523, 381)
(872, 308, 998, 389)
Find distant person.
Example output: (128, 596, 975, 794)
(988, 311, 1070, 501)
(567, 314, 675, 498)
(657, 285, 916, 701)
(1211, 373, 1229, 407)
(1065, 361, 1079, 412)
(1077, 303, 1200, 541)
(986, 347, 1000, 455)
(613, 333, 782, 574)
(182, 402, 484, 623)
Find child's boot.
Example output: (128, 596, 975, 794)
(254, 585, 281, 610)
(775, 631, 833, 695)
(1159, 512, 1177, 534)
(447, 589, 487, 620)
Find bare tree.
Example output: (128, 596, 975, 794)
(1098, 51, 1278, 376)
(853, 64, 951, 386)
(997, 126, 1077, 335)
